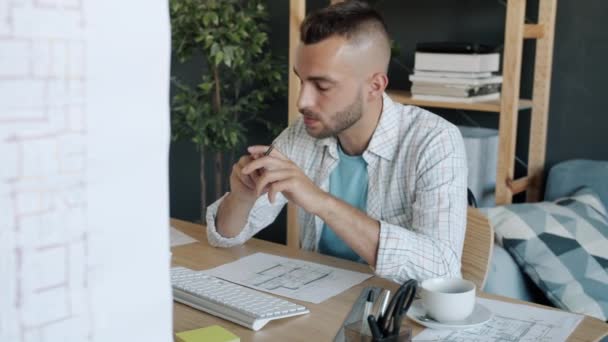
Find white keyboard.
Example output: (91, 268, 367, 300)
(171, 266, 309, 331)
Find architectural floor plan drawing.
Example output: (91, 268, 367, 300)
(413, 298, 583, 342)
(248, 261, 331, 291)
(204, 252, 372, 304)
(421, 315, 559, 342)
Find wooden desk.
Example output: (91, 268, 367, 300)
(171, 219, 608, 342)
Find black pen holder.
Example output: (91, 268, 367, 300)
(344, 320, 412, 342)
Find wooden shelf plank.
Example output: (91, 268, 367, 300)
(387, 90, 533, 112)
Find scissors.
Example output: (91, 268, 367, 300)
(377, 279, 417, 337)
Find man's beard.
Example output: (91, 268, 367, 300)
(302, 93, 363, 139)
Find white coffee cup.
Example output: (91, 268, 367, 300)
(419, 278, 476, 322)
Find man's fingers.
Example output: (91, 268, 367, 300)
(256, 169, 292, 197)
(267, 180, 289, 203)
(236, 155, 258, 187)
(247, 145, 288, 161)
(251, 168, 261, 183)
(237, 155, 253, 169)
(241, 174, 256, 190)
(247, 145, 271, 155)
(234, 164, 255, 189)
(242, 156, 288, 175)
(235, 156, 256, 188)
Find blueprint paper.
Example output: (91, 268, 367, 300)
(0, 1, 172, 341)
(204, 252, 373, 304)
(413, 297, 584, 342)
(170, 226, 198, 247)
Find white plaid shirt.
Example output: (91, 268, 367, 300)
(206, 93, 468, 283)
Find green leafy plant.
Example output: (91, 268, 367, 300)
(170, 0, 286, 221)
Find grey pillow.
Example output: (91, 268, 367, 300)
(483, 187, 608, 320)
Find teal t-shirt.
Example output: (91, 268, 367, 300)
(318, 144, 368, 263)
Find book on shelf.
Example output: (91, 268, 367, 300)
(411, 92, 500, 103)
(415, 41, 495, 54)
(413, 70, 493, 79)
(409, 74, 503, 86)
(411, 83, 501, 98)
(414, 52, 500, 73)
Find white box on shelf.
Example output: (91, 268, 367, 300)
(458, 126, 498, 207)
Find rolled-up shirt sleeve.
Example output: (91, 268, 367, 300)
(206, 192, 287, 247)
(374, 126, 468, 283)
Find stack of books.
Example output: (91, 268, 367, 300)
(410, 43, 502, 103)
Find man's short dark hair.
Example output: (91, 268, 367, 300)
(300, 1, 389, 45)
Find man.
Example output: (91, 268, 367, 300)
(206, 1, 467, 283)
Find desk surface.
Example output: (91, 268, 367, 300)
(171, 218, 608, 342)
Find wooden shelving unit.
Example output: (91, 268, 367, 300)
(386, 90, 533, 113)
(286, 0, 557, 249)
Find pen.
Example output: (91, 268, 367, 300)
(256, 144, 275, 178)
(380, 290, 390, 317)
(361, 290, 374, 335)
(375, 289, 390, 319)
(367, 315, 382, 340)
(378, 280, 413, 333)
(263, 144, 274, 156)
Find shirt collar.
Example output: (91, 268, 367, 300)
(365, 93, 399, 161)
(314, 93, 400, 161)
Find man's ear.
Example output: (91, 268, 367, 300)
(367, 72, 389, 101)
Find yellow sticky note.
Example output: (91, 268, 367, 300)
(175, 325, 240, 342)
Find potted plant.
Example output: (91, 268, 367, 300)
(170, 0, 285, 222)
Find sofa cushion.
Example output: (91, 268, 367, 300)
(484, 187, 608, 320)
(544, 159, 608, 210)
(484, 244, 548, 303)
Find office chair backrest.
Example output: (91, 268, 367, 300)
(461, 207, 494, 291)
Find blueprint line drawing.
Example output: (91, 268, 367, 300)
(412, 298, 583, 342)
(248, 262, 331, 290)
(431, 315, 556, 342)
(204, 252, 372, 304)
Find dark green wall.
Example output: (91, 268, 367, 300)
(170, 0, 608, 243)
(378, 0, 608, 175)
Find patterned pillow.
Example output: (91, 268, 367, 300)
(483, 187, 608, 320)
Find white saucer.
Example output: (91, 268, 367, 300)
(406, 299, 493, 330)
